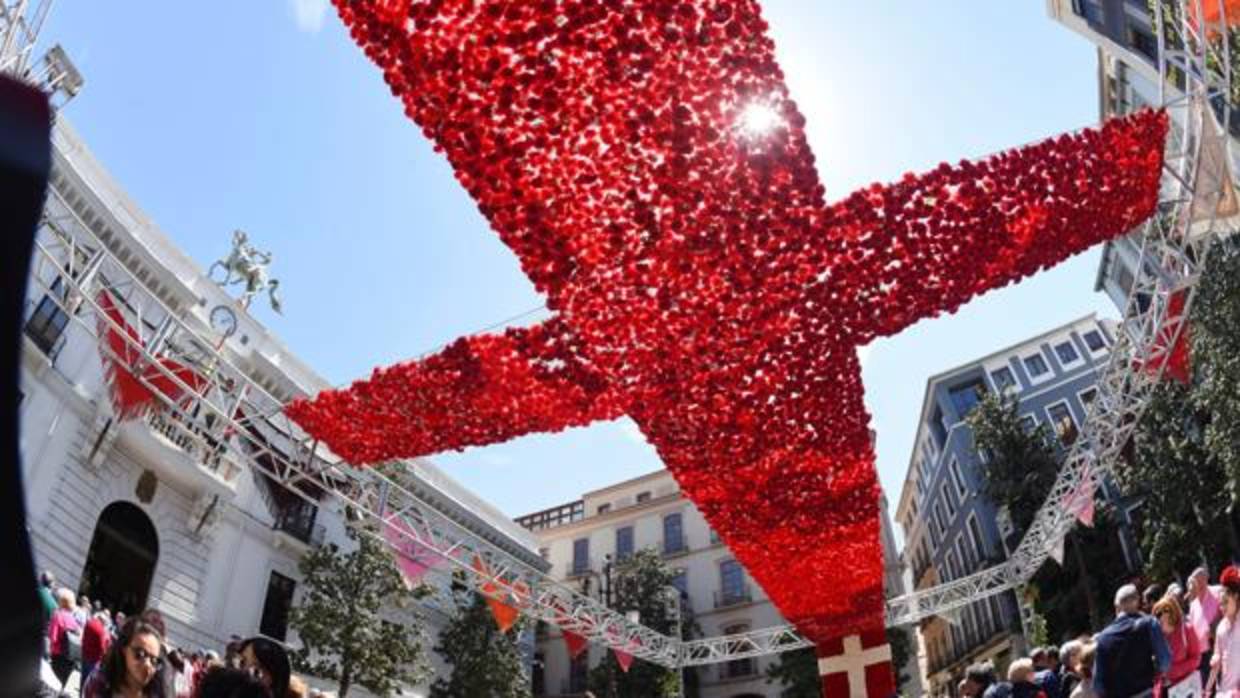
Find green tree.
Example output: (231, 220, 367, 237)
(887, 627, 914, 694)
(289, 527, 430, 697)
(765, 647, 820, 698)
(587, 550, 691, 698)
(1123, 240, 1240, 580)
(430, 578, 528, 698)
(967, 392, 1130, 636)
(965, 393, 1060, 533)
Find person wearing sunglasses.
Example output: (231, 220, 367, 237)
(82, 615, 168, 698)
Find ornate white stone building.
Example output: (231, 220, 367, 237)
(517, 468, 922, 698)
(19, 114, 545, 695)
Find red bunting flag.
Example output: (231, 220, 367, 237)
(613, 648, 635, 673)
(96, 289, 207, 418)
(563, 630, 589, 659)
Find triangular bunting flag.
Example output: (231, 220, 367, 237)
(470, 554, 523, 632)
(1062, 468, 1097, 528)
(485, 595, 520, 633)
(381, 515, 437, 588)
(1075, 491, 1096, 527)
(563, 630, 589, 659)
(1048, 535, 1066, 566)
(613, 647, 635, 673)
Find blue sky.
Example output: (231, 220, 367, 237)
(40, 2, 1115, 519)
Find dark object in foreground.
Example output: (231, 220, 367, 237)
(0, 74, 52, 697)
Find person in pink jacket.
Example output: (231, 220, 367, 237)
(1153, 597, 1202, 698)
(1211, 566, 1240, 698)
(47, 588, 81, 693)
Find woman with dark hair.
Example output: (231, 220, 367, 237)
(196, 667, 272, 698)
(1211, 566, 1240, 698)
(81, 616, 167, 698)
(238, 637, 290, 698)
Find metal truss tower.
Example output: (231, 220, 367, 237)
(0, 0, 81, 105)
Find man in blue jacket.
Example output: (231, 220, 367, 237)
(1094, 584, 1171, 698)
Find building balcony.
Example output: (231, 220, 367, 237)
(272, 503, 325, 552)
(566, 557, 594, 578)
(113, 407, 242, 499)
(927, 627, 1014, 676)
(714, 585, 753, 609)
(721, 659, 758, 680)
(661, 538, 688, 557)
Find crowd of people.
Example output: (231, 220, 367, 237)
(36, 571, 332, 698)
(960, 565, 1240, 698)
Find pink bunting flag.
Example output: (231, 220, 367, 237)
(381, 514, 437, 587)
(613, 648, 635, 673)
(1062, 467, 1097, 528)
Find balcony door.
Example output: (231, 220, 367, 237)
(80, 501, 159, 615)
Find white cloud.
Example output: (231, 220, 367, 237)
(289, 0, 329, 33)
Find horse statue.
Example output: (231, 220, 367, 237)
(208, 229, 283, 314)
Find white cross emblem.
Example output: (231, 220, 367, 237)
(818, 634, 892, 698)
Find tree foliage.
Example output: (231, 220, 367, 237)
(430, 579, 528, 698)
(966, 393, 1060, 533)
(587, 550, 691, 698)
(1124, 240, 1240, 580)
(888, 627, 914, 694)
(765, 646, 820, 698)
(289, 526, 430, 697)
(967, 392, 1130, 637)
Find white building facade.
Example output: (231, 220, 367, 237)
(1046, 0, 1240, 312)
(19, 115, 545, 695)
(517, 468, 921, 698)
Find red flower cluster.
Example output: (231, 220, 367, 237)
(287, 0, 1167, 645)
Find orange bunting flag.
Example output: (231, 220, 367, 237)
(563, 630, 589, 659)
(470, 554, 523, 632)
(485, 595, 520, 633)
(1192, 0, 1240, 29)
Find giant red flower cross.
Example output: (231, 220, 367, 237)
(288, 0, 1166, 650)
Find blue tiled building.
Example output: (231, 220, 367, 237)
(895, 315, 1126, 697)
